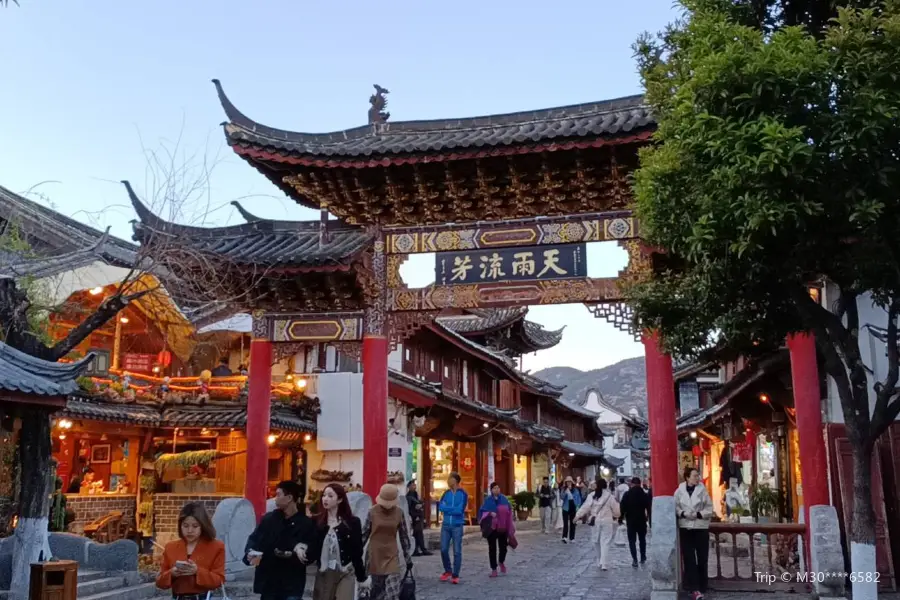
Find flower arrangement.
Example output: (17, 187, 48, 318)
(311, 469, 353, 483)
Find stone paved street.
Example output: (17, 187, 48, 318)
(409, 528, 816, 600)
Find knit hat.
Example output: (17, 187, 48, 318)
(376, 484, 399, 509)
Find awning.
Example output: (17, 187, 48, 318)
(560, 440, 605, 458)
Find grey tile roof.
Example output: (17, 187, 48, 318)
(162, 406, 315, 433)
(0, 239, 126, 280)
(62, 397, 162, 425)
(436, 308, 528, 334)
(214, 80, 653, 159)
(61, 396, 315, 433)
(431, 321, 566, 399)
(551, 395, 601, 419)
(125, 181, 371, 268)
(601, 454, 626, 468)
(520, 320, 565, 350)
(0, 185, 137, 266)
(437, 308, 564, 354)
(560, 440, 605, 459)
(0, 342, 93, 397)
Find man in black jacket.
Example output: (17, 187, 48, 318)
(244, 481, 317, 600)
(619, 477, 651, 567)
(538, 477, 553, 533)
(407, 480, 432, 556)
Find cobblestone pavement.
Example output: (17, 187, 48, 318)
(409, 528, 815, 600)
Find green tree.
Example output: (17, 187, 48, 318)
(630, 0, 900, 590)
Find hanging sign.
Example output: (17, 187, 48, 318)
(435, 244, 587, 286)
(388, 447, 402, 458)
(122, 353, 155, 373)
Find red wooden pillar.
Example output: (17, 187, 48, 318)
(643, 330, 679, 495)
(363, 334, 389, 498)
(787, 333, 829, 520)
(246, 339, 272, 522)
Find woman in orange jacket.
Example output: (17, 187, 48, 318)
(156, 502, 226, 599)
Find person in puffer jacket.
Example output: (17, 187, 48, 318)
(575, 478, 620, 570)
(674, 467, 714, 600)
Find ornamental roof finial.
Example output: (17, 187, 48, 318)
(368, 84, 390, 124)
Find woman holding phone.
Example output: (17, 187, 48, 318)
(157, 502, 225, 598)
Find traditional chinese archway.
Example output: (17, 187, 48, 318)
(137, 80, 829, 527)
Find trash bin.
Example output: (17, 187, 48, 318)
(29, 560, 77, 600)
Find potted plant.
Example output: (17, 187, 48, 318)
(750, 484, 780, 523)
(512, 491, 537, 521)
(739, 507, 754, 524)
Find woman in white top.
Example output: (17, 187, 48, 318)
(574, 478, 620, 570)
(674, 467, 713, 600)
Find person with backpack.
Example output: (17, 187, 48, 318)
(575, 478, 620, 570)
(478, 482, 517, 578)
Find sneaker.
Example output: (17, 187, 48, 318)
(601, 565, 609, 571)
(632, 560, 639, 568)
(562, 538, 568, 544)
(421, 550, 434, 556)
(641, 557, 647, 564)
(490, 570, 498, 578)
(440, 572, 452, 582)
(499, 564, 507, 574)
(452, 577, 460, 585)
(690, 592, 704, 600)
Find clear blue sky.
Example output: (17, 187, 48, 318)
(1, 0, 679, 373)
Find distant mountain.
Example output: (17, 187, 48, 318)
(534, 356, 647, 417)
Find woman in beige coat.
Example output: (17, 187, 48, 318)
(574, 478, 620, 570)
(674, 467, 713, 600)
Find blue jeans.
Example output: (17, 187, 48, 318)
(440, 523, 464, 577)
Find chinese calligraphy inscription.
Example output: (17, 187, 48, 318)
(436, 244, 587, 286)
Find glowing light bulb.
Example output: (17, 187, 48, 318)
(690, 431, 698, 439)
(267, 434, 277, 445)
(119, 317, 129, 324)
(89, 287, 104, 295)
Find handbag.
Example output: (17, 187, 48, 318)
(399, 566, 416, 600)
(480, 514, 493, 538)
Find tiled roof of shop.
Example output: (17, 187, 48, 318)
(125, 181, 371, 268)
(0, 343, 92, 397)
(0, 185, 137, 265)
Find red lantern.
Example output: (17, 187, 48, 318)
(692, 445, 703, 457)
(157, 350, 172, 367)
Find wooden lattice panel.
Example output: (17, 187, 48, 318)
(585, 301, 639, 341)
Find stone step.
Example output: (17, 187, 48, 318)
(77, 576, 128, 596)
(79, 582, 158, 600)
(77, 570, 109, 584)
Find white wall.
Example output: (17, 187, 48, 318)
(584, 391, 624, 425)
(314, 372, 413, 486)
(317, 373, 364, 450)
(822, 285, 896, 425)
(388, 344, 403, 372)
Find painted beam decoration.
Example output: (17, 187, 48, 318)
(390, 277, 622, 311)
(435, 244, 587, 286)
(252, 311, 365, 342)
(386, 213, 638, 254)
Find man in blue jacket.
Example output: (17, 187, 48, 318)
(438, 472, 468, 584)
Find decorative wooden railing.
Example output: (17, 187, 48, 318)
(707, 522, 807, 592)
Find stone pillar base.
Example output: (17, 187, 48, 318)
(809, 505, 848, 599)
(649, 496, 679, 600)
